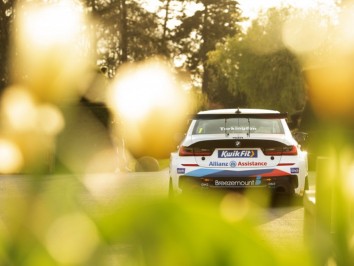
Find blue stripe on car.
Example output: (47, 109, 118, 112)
(186, 168, 273, 178)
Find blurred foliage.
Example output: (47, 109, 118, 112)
(2, 1, 354, 265)
(188, 88, 210, 113)
(95, 193, 313, 266)
(0, 180, 314, 266)
(208, 7, 306, 112)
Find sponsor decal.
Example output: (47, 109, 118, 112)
(220, 126, 257, 132)
(255, 176, 262, 185)
(208, 161, 267, 167)
(215, 180, 255, 186)
(230, 161, 237, 168)
(218, 150, 258, 158)
(177, 168, 185, 174)
(214, 176, 263, 187)
(209, 161, 229, 167)
(290, 167, 299, 174)
(237, 162, 267, 167)
(208, 161, 238, 168)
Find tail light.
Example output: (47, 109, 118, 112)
(282, 145, 298, 155)
(263, 145, 297, 156)
(179, 146, 213, 156)
(179, 146, 194, 156)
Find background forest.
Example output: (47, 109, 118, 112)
(0, 0, 341, 113)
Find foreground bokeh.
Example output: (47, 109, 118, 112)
(1, 0, 354, 265)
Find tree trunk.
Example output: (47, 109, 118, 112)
(161, 0, 171, 55)
(119, 0, 128, 63)
(0, 1, 13, 91)
(201, 3, 209, 94)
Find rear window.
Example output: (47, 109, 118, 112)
(192, 118, 284, 135)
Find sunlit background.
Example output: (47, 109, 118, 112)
(108, 58, 190, 159)
(0, 0, 354, 265)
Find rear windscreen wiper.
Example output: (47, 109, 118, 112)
(224, 118, 229, 137)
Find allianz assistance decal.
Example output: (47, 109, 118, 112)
(209, 161, 267, 167)
(208, 161, 237, 168)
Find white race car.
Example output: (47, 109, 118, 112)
(169, 109, 308, 197)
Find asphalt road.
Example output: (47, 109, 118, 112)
(256, 171, 316, 251)
(0, 170, 316, 263)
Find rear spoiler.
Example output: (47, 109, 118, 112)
(194, 113, 288, 120)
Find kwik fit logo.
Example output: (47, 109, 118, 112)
(218, 150, 258, 158)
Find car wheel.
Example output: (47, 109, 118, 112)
(168, 177, 174, 198)
(304, 176, 309, 191)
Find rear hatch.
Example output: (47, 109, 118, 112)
(190, 138, 286, 168)
(184, 112, 294, 168)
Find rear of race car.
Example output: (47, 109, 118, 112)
(169, 110, 308, 196)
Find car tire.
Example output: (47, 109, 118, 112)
(168, 177, 174, 198)
(304, 176, 309, 191)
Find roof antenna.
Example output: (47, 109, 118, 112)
(235, 107, 241, 114)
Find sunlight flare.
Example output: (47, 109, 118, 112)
(0, 139, 23, 174)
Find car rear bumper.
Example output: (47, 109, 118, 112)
(179, 175, 298, 194)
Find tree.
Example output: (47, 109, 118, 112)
(88, 0, 161, 77)
(208, 7, 306, 113)
(1, 0, 242, 91)
(174, 0, 242, 93)
(0, 0, 15, 91)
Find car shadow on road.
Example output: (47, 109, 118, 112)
(270, 194, 304, 208)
